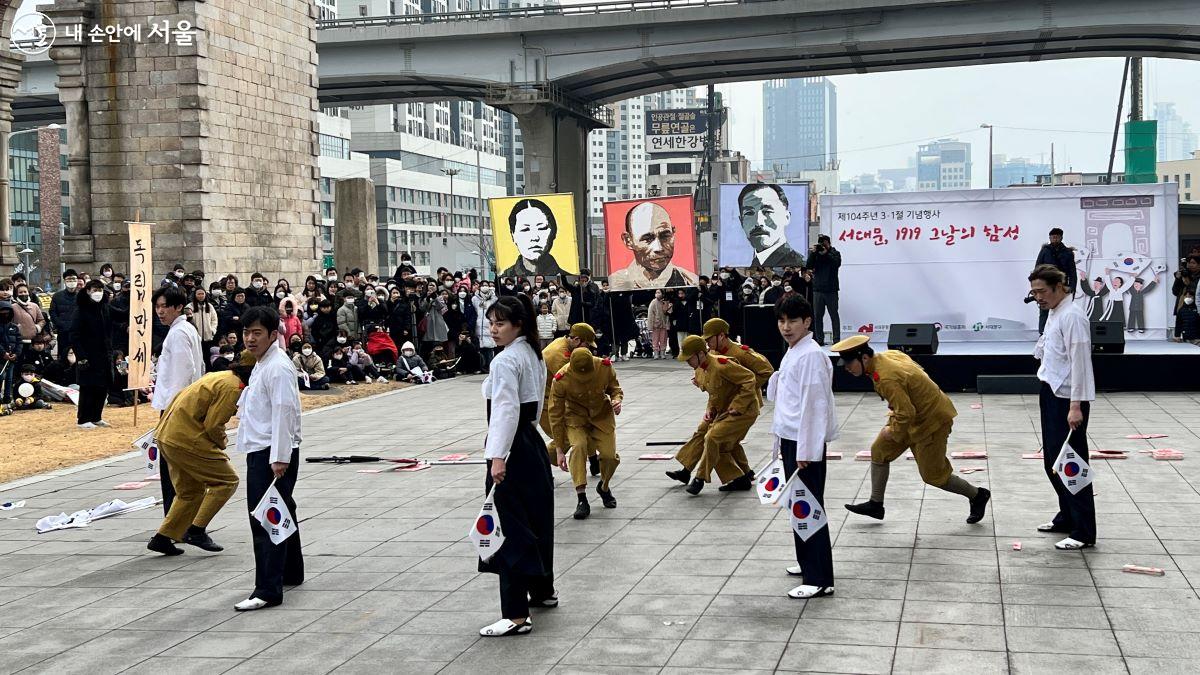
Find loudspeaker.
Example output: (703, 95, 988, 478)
(741, 304, 785, 368)
(887, 323, 938, 355)
(1091, 320, 1125, 354)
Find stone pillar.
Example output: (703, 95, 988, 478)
(0, 50, 21, 268)
(508, 103, 591, 269)
(37, 126, 62, 279)
(333, 177, 378, 276)
(46, 0, 320, 281)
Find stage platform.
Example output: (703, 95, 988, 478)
(829, 339, 1199, 393)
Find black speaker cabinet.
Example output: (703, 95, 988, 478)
(887, 323, 939, 355)
(1091, 321, 1125, 354)
(741, 304, 785, 368)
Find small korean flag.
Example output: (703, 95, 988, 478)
(470, 489, 505, 562)
(756, 456, 787, 506)
(131, 429, 157, 473)
(250, 481, 297, 545)
(1053, 436, 1093, 496)
(785, 474, 828, 542)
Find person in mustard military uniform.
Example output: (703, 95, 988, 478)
(146, 351, 257, 556)
(548, 347, 624, 520)
(833, 335, 991, 523)
(539, 323, 598, 469)
(676, 335, 761, 496)
(666, 318, 773, 491)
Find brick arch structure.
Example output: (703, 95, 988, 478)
(0, 0, 23, 267)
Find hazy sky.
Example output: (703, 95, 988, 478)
(719, 57, 1199, 186)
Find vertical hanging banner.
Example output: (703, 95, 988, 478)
(127, 222, 154, 389)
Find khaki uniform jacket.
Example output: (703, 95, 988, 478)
(701, 354, 760, 418)
(870, 350, 957, 447)
(154, 371, 243, 456)
(541, 336, 572, 397)
(547, 356, 623, 451)
(717, 341, 774, 404)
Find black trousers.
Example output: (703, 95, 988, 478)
(246, 448, 304, 604)
(780, 439, 835, 587)
(158, 410, 176, 515)
(76, 384, 107, 424)
(812, 291, 840, 345)
(1039, 384, 1096, 545)
(498, 567, 555, 620)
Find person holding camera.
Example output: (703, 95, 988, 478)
(805, 235, 842, 346)
(1173, 255, 1199, 315)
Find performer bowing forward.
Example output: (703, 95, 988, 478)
(1029, 264, 1097, 550)
(479, 294, 557, 637)
(768, 295, 838, 599)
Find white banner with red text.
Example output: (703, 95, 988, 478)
(820, 184, 1180, 342)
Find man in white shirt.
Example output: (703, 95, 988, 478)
(151, 286, 205, 514)
(1030, 264, 1096, 550)
(234, 305, 304, 611)
(767, 295, 838, 599)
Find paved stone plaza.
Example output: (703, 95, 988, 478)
(0, 360, 1198, 674)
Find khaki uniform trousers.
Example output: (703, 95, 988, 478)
(565, 424, 620, 490)
(157, 441, 240, 541)
(695, 412, 756, 484)
(869, 422, 954, 487)
(675, 420, 751, 475)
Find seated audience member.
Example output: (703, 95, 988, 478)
(11, 364, 51, 411)
(209, 345, 237, 372)
(366, 324, 398, 368)
(20, 335, 54, 375)
(326, 345, 363, 385)
(349, 341, 386, 383)
(455, 329, 481, 374)
(293, 341, 330, 390)
(428, 345, 457, 380)
(396, 341, 433, 383)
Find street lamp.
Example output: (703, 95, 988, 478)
(980, 123, 993, 189)
(441, 168, 460, 241)
(17, 247, 33, 279)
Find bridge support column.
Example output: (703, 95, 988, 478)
(508, 103, 591, 268)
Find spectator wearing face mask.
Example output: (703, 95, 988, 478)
(443, 293, 467, 359)
(1175, 292, 1198, 344)
(472, 283, 497, 372)
(278, 298, 304, 349)
(762, 276, 786, 305)
(551, 287, 572, 338)
(161, 263, 187, 288)
(559, 269, 599, 325)
(72, 280, 122, 427)
(337, 291, 360, 341)
(326, 345, 363, 385)
(220, 289, 248, 338)
(50, 269, 81, 368)
(396, 341, 432, 383)
(244, 273, 273, 307)
(455, 329, 482, 374)
(10, 282, 44, 341)
(388, 285, 418, 349)
(361, 288, 387, 327)
(309, 299, 339, 352)
(0, 300, 20, 410)
(209, 344, 238, 372)
(419, 292, 449, 358)
(293, 342, 329, 391)
(536, 303, 557, 349)
(20, 335, 53, 376)
(349, 341, 386, 383)
(11, 364, 50, 411)
(647, 290, 670, 359)
(189, 288, 220, 355)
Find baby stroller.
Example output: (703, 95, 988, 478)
(631, 307, 654, 359)
(365, 325, 398, 379)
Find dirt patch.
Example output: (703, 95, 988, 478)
(0, 381, 411, 484)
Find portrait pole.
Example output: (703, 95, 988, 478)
(608, 292, 617, 358)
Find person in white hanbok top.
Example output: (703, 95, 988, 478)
(477, 294, 556, 638)
(767, 294, 838, 599)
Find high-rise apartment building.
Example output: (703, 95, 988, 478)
(1155, 102, 1198, 163)
(762, 78, 838, 173)
(917, 139, 972, 191)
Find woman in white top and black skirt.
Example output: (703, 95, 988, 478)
(478, 294, 557, 637)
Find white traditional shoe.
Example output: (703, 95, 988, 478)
(95, 420, 112, 428)
(1037, 521, 1068, 533)
(479, 618, 532, 637)
(234, 597, 278, 611)
(785, 565, 804, 577)
(787, 585, 834, 599)
(376, 376, 388, 383)
(77, 422, 97, 429)
(1054, 537, 1092, 550)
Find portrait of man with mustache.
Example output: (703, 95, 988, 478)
(738, 183, 805, 268)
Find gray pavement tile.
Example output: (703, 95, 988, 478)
(560, 637, 681, 667)
(648, 557, 740, 577)
(789, 618, 899, 647)
(1114, 630, 1200, 658)
(1125, 657, 1200, 675)
(1002, 583, 1103, 606)
(905, 580, 1002, 603)
(892, 647, 1008, 674)
(684, 615, 797, 642)
(611, 593, 714, 616)
(901, 600, 1004, 626)
(631, 574, 726, 596)
(800, 597, 904, 622)
(118, 656, 242, 675)
(666, 638, 786, 669)
(215, 608, 330, 633)
(897, 621, 1006, 651)
(1009, 653, 1128, 675)
(1096, 586, 1200, 608)
(391, 610, 498, 634)
(160, 631, 274, 658)
(703, 594, 807, 619)
(122, 608, 236, 633)
(587, 614, 699, 639)
(231, 632, 383, 673)
(1003, 603, 1114, 629)
(777, 643, 894, 674)
(1006, 625, 1122, 655)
